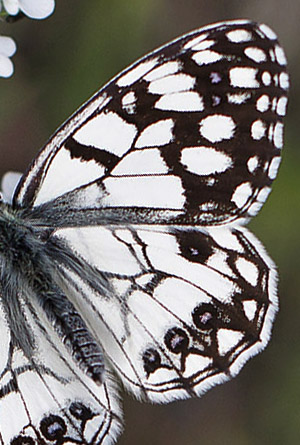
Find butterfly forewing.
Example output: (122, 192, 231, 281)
(15, 20, 288, 227)
(0, 19, 288, 445)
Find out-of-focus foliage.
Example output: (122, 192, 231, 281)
(0, 1, 299, 444)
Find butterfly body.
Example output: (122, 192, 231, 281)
(0, 20, 288, 444)
(0, 201, 109, 389)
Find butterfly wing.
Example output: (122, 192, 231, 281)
(14, 20, 288, 227)
(2, 19, 288, 441)
(0, 295, 121, 444)
(1, 171, 22, 204)
(49, 224, 277, 402)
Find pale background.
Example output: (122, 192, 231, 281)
(0, 1, 299, 444)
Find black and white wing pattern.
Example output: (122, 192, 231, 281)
(0, 20, 288, 444)
(51, 224, 277, 402)
(14, 20, 288, 227)
(0, 294, 121, 445)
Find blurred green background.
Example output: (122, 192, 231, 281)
(0, 1, 299, 444)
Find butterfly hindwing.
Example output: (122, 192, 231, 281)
(49, 224, 277, 403)
(0, 295, 121, 444)
(15, 20, 288, 227)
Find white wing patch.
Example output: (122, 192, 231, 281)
(256, 94, 270, 112)
(226, 29, 253, 43)
(101, 175, 185, 208)
(1, 171, 22, 203)
(268, 156, 281, 180)
(143, 60, 181, 81)
(183, 33, 209, 50)
(244, 47, 267, 63)
(148, 73, 195, 94)
(181, 146, 233, 175)
(135, 119, 174, 148)
(229, 67, 260, 88)
(155, 91, 204, 112)
(74, 112, 138, 156)
(251, 119, 267, 140)
(111, 149, 168, 175)
(199, 115, 235, 143)
(231, 182, 253, 208)
(117, 58, 159, 87)
(192, 50, 223, 65)
(34, 147, 106, 206)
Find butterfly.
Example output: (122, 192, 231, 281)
(0, 19, 288, 444)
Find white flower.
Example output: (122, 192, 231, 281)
(0, 36, 16, 78)
(1, 0, 55, 19)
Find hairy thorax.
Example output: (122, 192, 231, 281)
(0, 203, 50, 289)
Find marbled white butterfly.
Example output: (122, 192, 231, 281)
(0, 20, 288, 444)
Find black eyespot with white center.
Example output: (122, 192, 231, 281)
(192, 303, 219, 331)
(143, 347, 162, 375)
(176, 230, 214, 264)
(164, 327, 189, 354)
(40, 415, 67, 441)
(69, 402, 94, 421)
